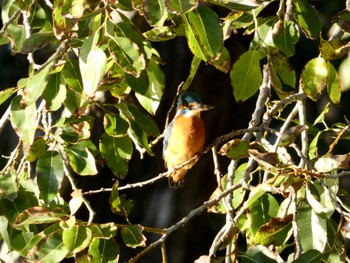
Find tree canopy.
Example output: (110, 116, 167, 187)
(1, 0, 350, 262)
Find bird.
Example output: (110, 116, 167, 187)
(163, 91, 213, 188)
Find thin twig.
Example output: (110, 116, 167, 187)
(328, 124, 350, 154)
(128, 181, 243, 263)
(291, 186, 302, 259)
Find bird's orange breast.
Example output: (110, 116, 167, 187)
(163, 114, 205, 169)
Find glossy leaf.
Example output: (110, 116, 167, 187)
(62, 60, 83, 93)
(135, 60, 165, 115)
(294, 0, 321, 39)
(103, 112, 129, 136)
(118, 103, 160, 137)
(121, 224, 146, 248)
(219, 139, 249, 160)
(36, 151, 64, 206)
(298, 203, 327, 252)
(253, 215, 293, 246)
(166, 0, 197, 14)
(0, 169, 18, 201)
(142, 0, 168, 26)
(326, 61, 341, 104)
(184, 6, 223, 61)
(15, 206, 66, 231)
(230, 50, 263, 102)
(272, 20, 299, 57)
(300, 57, 328, 101)
(89, 222, 118, 239)
(0, 87, 18, 106)
(20, 61, 54, 107)
(269, 50, 296, 88)
(88, 237, 119, 262)
(32, 228, 68, 262)
(63, 225, 92, 254)
(65, 142, 98, 176)
(80, 36, 107, 98)
(10, 95, 37, 145)
(206, 0, 262, 11)
(319, 38, 349, 60)
(100, 133, 133, 179)
(21, 32, 58, 54)
(44, 72, 67, 111)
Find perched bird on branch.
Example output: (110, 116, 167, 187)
(163, 92, 213, 188)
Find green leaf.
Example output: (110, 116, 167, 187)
(65, 142, 98, 175)
(144, 26, 177, 42)
(107, 15, 152, 77)
(20, 61, 54, 107)
(208, 46, 231, 73)
(142, 0, 168, 26)
(121, 224, 146, 248)
(253, 215, 293, 246)
(293, 250, 323, 263)
(103, 113, 129, 136)
(118, 103, 160, 137)
(80, 36, 107, 98)
(184, 6, 223, 61)
(62, 60, 83, 93)
(14, 206, 66, 231)
(10, 95, 37, 145)
(36, 151, 64, 206)
(63, 225, 92, 254)
(100, 133, 133, 179)
(300, 57, 328, 101)
(25, 136, 47, 161)
(272, 20, 299, 57)
(298, 203, 327, 252)
(32, 228, 69, 262)
(0, 183, 39, 224)
(88, 237, 119, 262)
(309, 131, 321, 159)
(21, 32, 58, 54)
(89, 223, 118, 239)
(135, 60, 165, 115)
(64, 87, 82, 113)
(206, 0, 262, 11)
(230, 50, 263, 102)
(319, 38, 349, 60)
(0, 169, 18, 201)
(241, 245, 285, 263)
(294, 0, 321, 39)
(326, 61, 341, 104)
(166, 0, 197, 14)
(0, 87, 18, 106)
(220, 139, 250, 160)
(43, 72, 67, 111)
(269, 49, 296, 88)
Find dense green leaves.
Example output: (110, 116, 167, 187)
(1, 0, 350, 262)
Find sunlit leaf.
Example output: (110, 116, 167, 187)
(326, 61, 341, 104)
(206, 0, 262, 11)
(253, 215, 293, 246)
(121, 224, 146, 248)
(43, 72, 67, 111)
(10, 95, 37, 145)
(63, 224, 92, 254)
(183, 5, 223, 61)
(0, 169, 18, 201)
(0, 87, 18, 106)
(230, 50, 263, 102)
(142, 0, 168, 26)
(100, 133, 133, 179)
(294, 0, 321, 39)
(298, 203, 327, 252)
(20, 61, 54, 107)
(37, 151, 64, 206)
(65, 142, 98, 176)
(314, 154, 349, 173)
(88, 237, 119, 262)
(219, 139, 249, 160)
(272, 20, 299, 57)
(69, 189, 84, 216)
(166, 0, 197, 14)
(103, 112, 129, 136)
(332, 9, 350, 33)
(301, 57, 328, 101)
(135, 60, 165, 115)
(320, 38, 349, 60)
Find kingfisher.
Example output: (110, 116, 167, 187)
(163, 92, 213, 188)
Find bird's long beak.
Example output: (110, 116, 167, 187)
(192, 103, 214, 111)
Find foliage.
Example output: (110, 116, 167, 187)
(1, 0, 350, 262)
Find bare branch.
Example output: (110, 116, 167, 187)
(0, 9, 21, 35)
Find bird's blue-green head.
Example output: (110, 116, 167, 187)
(176, 92, 213, 115)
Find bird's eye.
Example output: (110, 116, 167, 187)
(182, 99, 188, 107)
